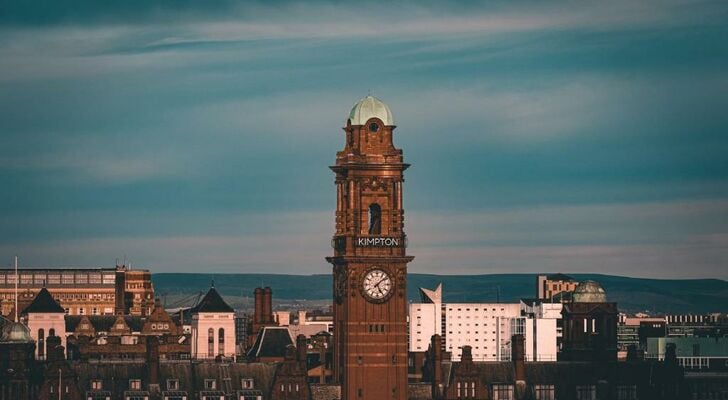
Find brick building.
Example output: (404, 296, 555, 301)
(0, 265, 154, 317)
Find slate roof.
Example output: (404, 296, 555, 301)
(72, 361, 279, 399)
(445, 360, 658, 389)
(247, 326, 294, 359)
(22, 287, 65, 313)
(65, 315, 144, 333)
(191, 286, 234, 313)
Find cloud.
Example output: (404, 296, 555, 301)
(1, 200, 726, 278)
(1, 1, 727, 279)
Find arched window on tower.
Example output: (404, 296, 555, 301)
(218, 328, 225, 356)
(38, 329, 45, 359)
(368, 203, 381, 235)
(49, 328, 55, 337)
(208, 328, 214, 358)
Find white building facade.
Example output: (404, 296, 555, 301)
(23, 287, 67, 359)
(409, 284, 561, 362)
(190, 286, 236, 360)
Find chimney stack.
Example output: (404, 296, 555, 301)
(254, 288, 264, 325)
(263, 287, 273, 323)
(431, 335, 443, 399)
(461, 345, 473, 364)
(512, 334, 525, 382)
(298, 310, 307, 325)
(46, 335, 64, 363)
(296, 334, 308, 366)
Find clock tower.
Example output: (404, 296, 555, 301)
(327, 95, 413, 400)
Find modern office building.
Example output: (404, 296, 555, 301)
(409, 284, 560, 362)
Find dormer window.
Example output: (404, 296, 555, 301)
(241, 378, 254, 389)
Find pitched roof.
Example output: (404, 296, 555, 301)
(65, 315, 144, 333)
(22, 287, 65, 313)
(191, 286, 234, 313)
(247, 326, 294, 359)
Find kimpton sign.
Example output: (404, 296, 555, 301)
(355, 237, 402, 247)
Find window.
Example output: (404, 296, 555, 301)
(241, 378, 254, 389)
(129, 379, 142, 390)
(534, 385, 555, 400)
(208, 328, 214, 358)
(204, 379, 216, 390)
(166, 379, 179, 390)
(38, 329, 45, 358)
(368, 203, 381, 234)
(616, 385, 637, 400)
(91, 380, 103, 390)
(492, 384, 513, 400)
(218, 328, 225, 356)
(576, 385, 596, 400)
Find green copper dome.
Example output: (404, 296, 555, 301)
(348, 95, 394, 126)
(573, 280, 607, 303)
(0, 321, 33, 343)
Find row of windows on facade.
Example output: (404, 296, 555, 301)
(0, 273, 115, 285)
(453, 384, 638, 400)
(0, 293, 113, 301)
(414, 307, 509, 313)
(89, 378, 256, 391)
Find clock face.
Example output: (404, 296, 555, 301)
(362, 269, 392, 301)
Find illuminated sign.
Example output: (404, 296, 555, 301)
(355, 237, 402, 247)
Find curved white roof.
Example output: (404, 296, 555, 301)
(348, 95, 394, 126)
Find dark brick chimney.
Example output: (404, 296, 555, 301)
(46, 335, 64, 362)
(254, 287, 264, 325)
(296, 334, 308, 366)
(431, 335, 443, 400)
(262, 287, 273, 323)
(461, 345, 473, 364)
(511, 334, 525, 382)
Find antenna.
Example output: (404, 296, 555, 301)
(14, 255, 18, 323)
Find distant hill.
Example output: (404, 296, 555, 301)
(152, 273, 728, 314)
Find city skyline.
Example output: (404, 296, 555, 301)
(2, 1, 728, 278)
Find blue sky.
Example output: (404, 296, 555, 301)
(1, 1, 727, 278)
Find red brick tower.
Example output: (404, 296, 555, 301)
(327, 95, 413, 400)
